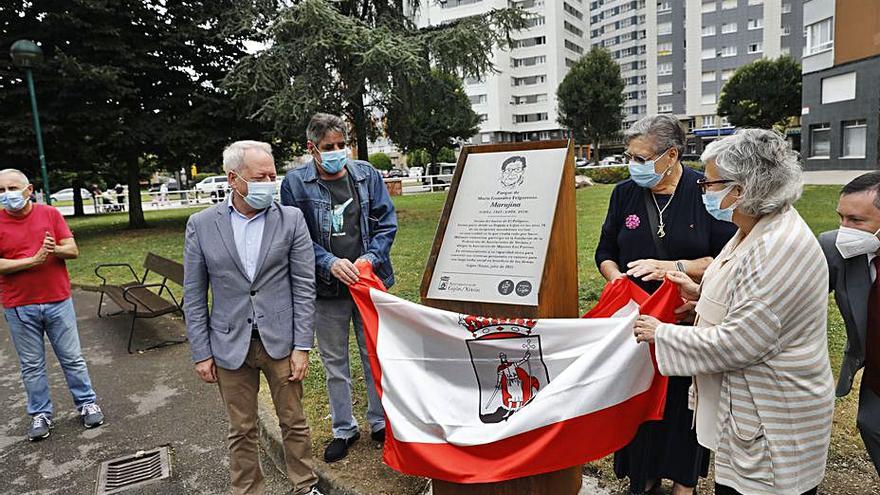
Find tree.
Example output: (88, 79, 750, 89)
(224, 0, 527, 161)
(718, 56, 802, 130)
(0, 1, 274, 227)
(368, 152, 393, 170)
(557, 48, 625, 163)
(386, 69, 478, 175)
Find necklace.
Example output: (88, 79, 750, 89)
(651, 188, 676, 238)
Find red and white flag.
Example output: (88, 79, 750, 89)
(349, 265, 680, 484)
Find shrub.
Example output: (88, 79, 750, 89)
(584, 166, 630, 184)
(437, 147, 456, 163)
(368, 152, 393, 170)
(682, 160, 704, 172)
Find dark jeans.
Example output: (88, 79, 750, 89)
(715, 484, 817, 495)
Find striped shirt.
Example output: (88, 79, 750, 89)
(654, 207, 835, 495)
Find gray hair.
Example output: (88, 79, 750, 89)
(705, 129, 803, 217)
(623, 114, 686, 156)
(0, 168, 30, 186)
(222, 140, 273, 173)
(306, 113, 348, 144)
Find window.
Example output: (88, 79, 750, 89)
(481, 133, 492, 144)
(782, 3, 791, 13)
(721, 22, 737, 33)
(513, 112, 548, 123)
(658, 1, 672, 13)
(658, 83, 673, 95)
(702, 93, 717, 105)
(565, 39, 584, 54)
(821, 72, 857, 104)
(842, 120, 867, 158)
(721, 116, 732, 127)
(805, 18, 834, 55)
(782, 25, 791, 36)
(477, 114, 488, 123)
(702, 70, 717, 82)
(702, 1, 716, 13)
(525, 16, 546, 28)
(702, 115, 716, 128)
(722, 0, 737, 9)
(441, 0, 483, 7)
(658, 63, 673, 75)
(512, 94, 548, 105)
(511, 36, 546, 48)
(702, 48, 716, 59)
(810, 124, 831, 158)
(722, 69, 736, 80)
(658, 22, 672, 35)
(721, 45, 737, 57)
(658, 103, 673, 113)
(512, 55, 547, 68)
(747, 18, 763, 30)
(565, 58, 577, 68)
(563, 2, 583, 20)
(468, 94, 488, 105)
(781, 46, 791, 55)
(465, 76, 484, 85)
(702, 25, 716, 36)
(657, 42, 673, 55)
(564, 21, 583, 36)
(512, 74, 547, 86)
(748, 42, 762, 54)
(748, 0, 762, 4)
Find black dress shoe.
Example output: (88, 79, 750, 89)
(371, 428, 385, 443)
(323, 432, 360, 462)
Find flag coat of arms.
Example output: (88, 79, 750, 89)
(349, 265, 680, 483)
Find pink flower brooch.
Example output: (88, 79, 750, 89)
(625, 214, 640, 230)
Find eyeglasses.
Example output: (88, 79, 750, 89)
(623, 148, 670, 165)
(696, 178, 735, 193)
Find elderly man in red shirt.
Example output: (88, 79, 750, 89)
(0, 169, 104, 441)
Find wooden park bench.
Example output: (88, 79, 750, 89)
(94, 253, 187, 353)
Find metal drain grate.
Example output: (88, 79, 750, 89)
(96, 446, 171, 494)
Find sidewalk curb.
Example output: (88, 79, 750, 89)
(257, 400, 365, 495)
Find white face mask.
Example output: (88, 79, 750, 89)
(835, 226, 880, 259)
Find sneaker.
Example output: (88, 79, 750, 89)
(323, 431, 360, 462)
(28, 413, 52, 442)
(370, 427, 385, 443)
(79, 403, 104, 429)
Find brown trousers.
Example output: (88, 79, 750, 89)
(216, 339, 317, 495)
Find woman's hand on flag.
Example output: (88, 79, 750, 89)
(634, 315, 660, 344)
(665, 270, 700, 301)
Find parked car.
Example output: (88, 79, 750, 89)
(408, 167, 423, 178)
(386, 168, 407, 178)
(599, 155, 625, 167)
(195, 175, 230, 202)
(575, 158, 589, 168)
(148, 179, 179, 193)
(50, 188, 92, 203)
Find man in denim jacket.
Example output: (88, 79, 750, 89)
(281, 113, 397, 463)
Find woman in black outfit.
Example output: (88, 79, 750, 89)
(595, 115, 736, 495)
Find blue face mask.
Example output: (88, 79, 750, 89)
(627, 148, 672, 188)
(235, 176, 276, 210)
(702, 183, 738, 222)
(0, 190, 27, 211)
(318, 148, 348, 174)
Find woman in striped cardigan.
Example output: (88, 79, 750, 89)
(633, 129, 835, 495)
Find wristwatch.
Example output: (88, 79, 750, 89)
(675, 260, 686, 273)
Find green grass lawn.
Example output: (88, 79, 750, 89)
(64, 185, 874, 492)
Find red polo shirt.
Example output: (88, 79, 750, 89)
(0, 204, 73, 308)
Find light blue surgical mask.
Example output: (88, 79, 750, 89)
(702, 183, 738, 222)
(318, 148, 348, 174)
(235, 175, 276, 210)
(627, 148, 672, 188)
(0, 190, 27, 211)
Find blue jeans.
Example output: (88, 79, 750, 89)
(315, 297, 384, 439)
(4, 298, 97, 416)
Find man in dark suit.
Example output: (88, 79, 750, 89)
(819, 171, 880, 476)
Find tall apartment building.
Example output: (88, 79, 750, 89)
(800, 0, 880, 170)
(591, 0, 803, 151)
(412, 0, 590, 144)
(590, 0, 649, 131)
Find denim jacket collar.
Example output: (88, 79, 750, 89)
(302, 158, 366, 184)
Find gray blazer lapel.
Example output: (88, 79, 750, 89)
(844, 255, 871, 351)
(252, 203, 280, 282)
(214, 207, 249, 280)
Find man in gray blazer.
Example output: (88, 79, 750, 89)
(820, 171, 880, 477)
(183, 140, 323, 495)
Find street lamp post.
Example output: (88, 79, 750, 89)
(10, 40, 51, 204)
